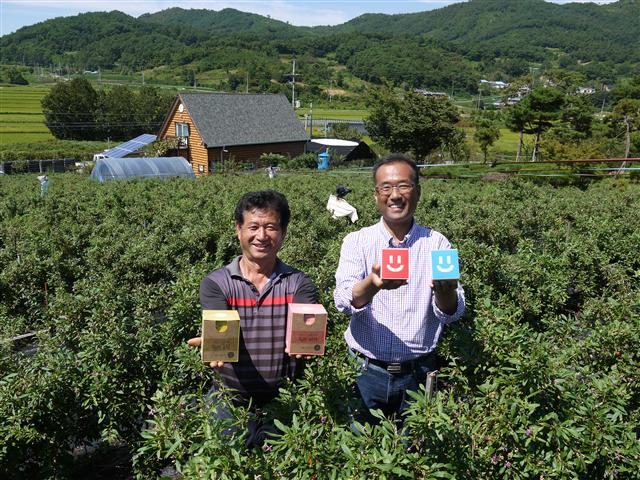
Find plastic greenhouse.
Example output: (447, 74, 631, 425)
(90, 157, 195, 182)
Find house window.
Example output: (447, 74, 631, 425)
(176, 123, 189, 147)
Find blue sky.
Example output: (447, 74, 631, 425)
(1, 0, 617, 36)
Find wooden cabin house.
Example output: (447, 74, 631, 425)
(157, 93, 309, 175)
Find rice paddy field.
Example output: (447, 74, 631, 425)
(0, 85, 54, 144)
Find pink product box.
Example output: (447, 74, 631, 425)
(285, 303, 328, 356)
(380, 248, 409, 280)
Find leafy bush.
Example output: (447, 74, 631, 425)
(283, 153, 317, 170)
(0, 173, 638, 478)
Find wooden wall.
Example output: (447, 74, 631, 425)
(159, 101, 307, 176)
(207, 142, 306, 172)
(158, 107, 208, 176)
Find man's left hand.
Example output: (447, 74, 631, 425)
(432, 279, 458, 314)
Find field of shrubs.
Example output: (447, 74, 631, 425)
(0, 171, 638, 479)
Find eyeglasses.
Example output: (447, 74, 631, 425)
(375, 183, 415, 195)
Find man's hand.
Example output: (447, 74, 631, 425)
(370, 263, 407, 290)
(351, 263, 407, 309)
(284, 347, 314, 360)
(431, 279, 458, 315)
(187, 337, 224, 368)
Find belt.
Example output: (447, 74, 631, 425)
(353, 350, 433, 374)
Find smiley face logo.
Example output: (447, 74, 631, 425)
(435, 255, 455, 273)
(386, 254, 405, 273)
(431, 249, 460, 280)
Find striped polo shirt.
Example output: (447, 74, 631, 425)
(334, 219, 465, 363)
(200, 256, 317, 405)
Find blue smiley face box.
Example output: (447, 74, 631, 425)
(431, 249, 460, 280)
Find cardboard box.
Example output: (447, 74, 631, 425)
(286, 303, 328, 356)
(431, 249, 460, 280)
(381, 248, 409, 280)
(201, 310, 240, 363)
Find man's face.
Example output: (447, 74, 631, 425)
(235, 208, 286, 263)
(374, 161, 421, 228)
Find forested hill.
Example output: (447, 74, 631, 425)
(138, 7, 307, 37)
(333, 0, 640, 67)
(1, 0, 638, 91)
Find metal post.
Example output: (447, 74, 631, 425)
(425, 371, 438, 402)
(292, 59, 296, 108)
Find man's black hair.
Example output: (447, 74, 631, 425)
(234, 190, 291, 230)
(372, 153, 420, 185)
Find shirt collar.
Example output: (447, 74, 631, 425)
(376, 217, 419, 247)
(227, 255, 292, 279)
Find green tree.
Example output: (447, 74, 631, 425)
(521, 88, 565, 161)
(42, 78, 100, 140)
(98, 85, 135, 140)
(365, 86, 461, 161)
(330, 123, 362, 141)
(504, 102, 531, 162)
(135, 86, 173, 136)
(545, 69, 585, 94)
(610, 98, 640, 168)
(562, 96, 594, 138)
(7, 68, 29, 85)
(473, 115, 500, 166)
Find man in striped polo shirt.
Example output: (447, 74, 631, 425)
(334, 153, 465, 428)
(188, 190, 317, 446)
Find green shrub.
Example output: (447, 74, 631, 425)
(0, 173, 638, 478)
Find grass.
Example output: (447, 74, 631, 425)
(297, 107, 368, 121)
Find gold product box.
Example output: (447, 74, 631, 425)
(285, 303, 328, 356)
(201, 310, 240, 363)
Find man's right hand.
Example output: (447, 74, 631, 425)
(351, 263, 407, 309)
(187, 337, 224, 368)
(369, 264, 407, 290)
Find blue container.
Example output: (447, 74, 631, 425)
(317, 151, 330, 170)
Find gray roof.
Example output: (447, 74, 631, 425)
(177, 93, 308, 148)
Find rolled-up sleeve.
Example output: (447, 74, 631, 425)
(333, 232, 369, 316)
(432, 283, 466, 324)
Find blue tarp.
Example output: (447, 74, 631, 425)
(90, 157, 195, 182)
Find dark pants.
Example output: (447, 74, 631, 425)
(349, 349, 436, 432)
(206, 386, 280, 448)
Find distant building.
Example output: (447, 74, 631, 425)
(577, 87, 596, 95)
(480, 80, 509, 89)
(157, 93, 308, 176)
(415, 89, 448, 97)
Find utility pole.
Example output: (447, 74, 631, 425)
(246, 71, 249, 93)
(309, 102, 313, 138)
(142, 71, 145, 85)
(289, 59, 301, 108)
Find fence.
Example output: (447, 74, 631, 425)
(0, 158, 77, 175)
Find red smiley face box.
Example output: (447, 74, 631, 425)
(381, 248, 409, 280)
